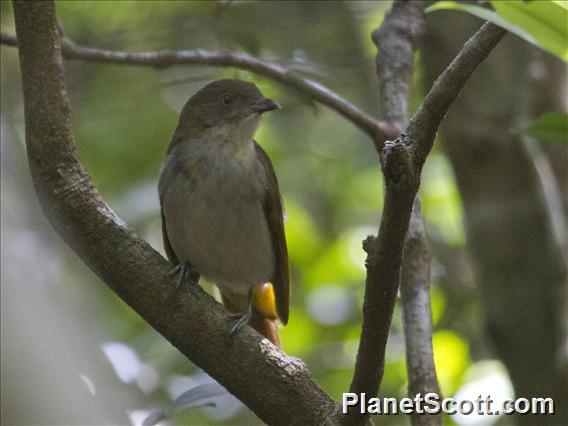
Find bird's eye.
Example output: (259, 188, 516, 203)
(220, 95, 232, 105)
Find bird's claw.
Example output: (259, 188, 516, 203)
(168, 263, 183, 276)
(169, 262, 199, 289)
(229, 288, 254, 335)
(229, 310, 252, 335)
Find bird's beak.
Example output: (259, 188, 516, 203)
(251, 98, 280, 113)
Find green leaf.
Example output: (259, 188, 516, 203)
(491, 0, 568, 62)
(521, 112, 568, 144)
(426, 1, 568, 62)
(426, 2, 538, 44)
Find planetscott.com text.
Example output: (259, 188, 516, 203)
(342, 393, 554, 416)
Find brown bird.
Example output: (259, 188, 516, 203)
(158, 79, 289, 346)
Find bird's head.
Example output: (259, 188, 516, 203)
(174, 79, 279, 144)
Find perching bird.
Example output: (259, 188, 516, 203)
(158, 79, 289, 347)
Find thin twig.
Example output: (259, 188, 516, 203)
(0, 30, 397, 143)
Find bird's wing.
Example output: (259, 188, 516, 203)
(158, 146, 181, 266)
(160, 204, 179, 266)
(254, 141, 290, 324)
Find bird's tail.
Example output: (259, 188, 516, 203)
(249, 306, 280, 347)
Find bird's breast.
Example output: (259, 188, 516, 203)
(160, 138, 274, 296)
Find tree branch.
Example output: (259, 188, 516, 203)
(408, 22, 507, 164)
(375, 1, 423, 131)
(372, 2, 442, 424)
(401, 198, 441, 426)
(346, 3, 505, 422)
(345, 3, 425, 423)
(11, 1, 339, 424)
(0, 30, 397, 143)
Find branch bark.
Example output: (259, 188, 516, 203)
(408, 22, 507, 163)
(346, 6, 505, 422)
(0, 30, 396, 143)
(372, 3, 442, 423)
(12, 1, 338, 424)
(400, 198, 441, 426)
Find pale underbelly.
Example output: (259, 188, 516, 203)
(163, 178, 275, 297)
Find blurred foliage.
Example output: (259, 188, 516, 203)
(491, 0, 567, 62)
(520, 112, 568, 144)
(427, 0, 568, 62)
(2, 1, 563, 425)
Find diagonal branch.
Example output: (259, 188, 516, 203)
(0, 30, 397, 143)
(346, 5, 505, 422)
(11, 1, 339, 424)
(408, 21, 507, 163)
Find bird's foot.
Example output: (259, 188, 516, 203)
(229, 309, 252, 335)
(169, 262, 199, 289)
(227, 288, 253, 336)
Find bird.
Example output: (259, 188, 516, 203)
(158, 79, 289, 347)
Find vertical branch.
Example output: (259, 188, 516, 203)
(345, 1, 425, 423)
(374, 1, 422, 131)
(375, 2, 441, 423)
(400, 199, 441, 426)
(346, 2, 505, 422)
